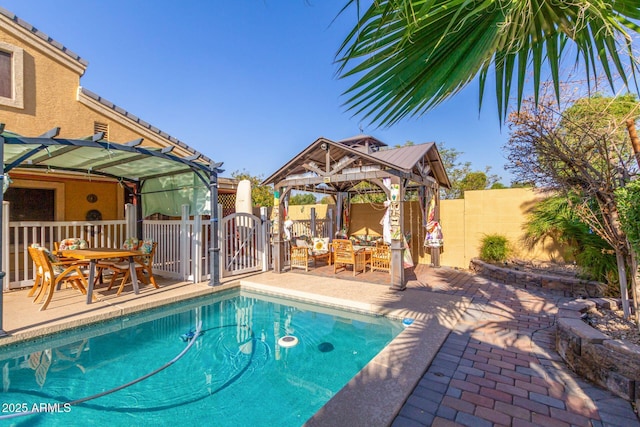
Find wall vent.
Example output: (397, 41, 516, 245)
(93, 121, 109, 140)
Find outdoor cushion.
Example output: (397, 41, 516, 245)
(139, 239, 154, 254)
(31, 243, 69, 274)
(122, 237, 140, 250)
(31, 243, 60, 264)
(312, 237, 329, 253)
(58, 238, 88, 250)
(295, 239, 310, 248)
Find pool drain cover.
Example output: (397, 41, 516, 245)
(317, 342, 334, 352)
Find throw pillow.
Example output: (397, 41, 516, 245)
(59, 238, 88, 250)
(122, 237, 140, 250)
(312, 237, 329, 253)
(139, 239, 154, 254)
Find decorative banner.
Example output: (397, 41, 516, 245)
(381, 200, 391, 243)
(390, 183, 399, 202)
(389, 184, 401, 239)
(342, 193, 350, 232)
(272, 190, 280, 235)
(424, 195, 443, 247)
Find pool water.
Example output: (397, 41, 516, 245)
(0, 289, 403, 426)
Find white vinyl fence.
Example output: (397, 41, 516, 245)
(3, 204, 272, 290)
(2, 203, 332, 290)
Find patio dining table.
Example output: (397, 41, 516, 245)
(60, 248, 142, 304)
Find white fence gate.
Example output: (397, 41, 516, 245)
(219, 212, 266, 277)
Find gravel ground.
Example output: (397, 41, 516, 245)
(584, 308, 640, 346)
(505, 260, 640, 346)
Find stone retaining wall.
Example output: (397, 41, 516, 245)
(556, 298, 640, 407)
(469, 258, 604, 298)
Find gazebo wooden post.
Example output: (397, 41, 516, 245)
(389, 176, 406, 290)
(336, 192, 344, 234)
(272, 186, 285, 273)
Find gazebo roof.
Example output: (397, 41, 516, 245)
(262, 135, 450, 193)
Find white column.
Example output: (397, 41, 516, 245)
(125, 203, 136, 238)
(261, 207, 269, 272)
(180, 204, 190, 281)
(193, 214, 202, 282)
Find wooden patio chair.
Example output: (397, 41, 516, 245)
(290, 238, 330, 271)
(27, 246, 44, 298)
(94, 237, 140, 284)
(29, 246, 90, 311)
(370, 242, 391, 273)
(290, 245, 310, 271)
(28, 244, 89, 301)
(332, 239, 366, 276)
(106, 240, 159, 296)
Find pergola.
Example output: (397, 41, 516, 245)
(262, 135, 450, 289)
(0, 124, 224, 334)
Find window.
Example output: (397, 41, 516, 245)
(0, 41, 24, 109)
(5, 187, 55, 244)
(5, 187, 55, 221)
(0, 51, 11, 98)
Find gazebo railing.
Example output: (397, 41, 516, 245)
(289, 220, 331, 240)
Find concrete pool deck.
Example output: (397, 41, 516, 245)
(0, 265, 638, 426)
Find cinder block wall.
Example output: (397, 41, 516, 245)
(346, 188, 565, 269)
(439, 188, 563, 269)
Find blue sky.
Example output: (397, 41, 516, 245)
(3, 0, 514, 183)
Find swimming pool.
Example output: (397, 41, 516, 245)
(0, 289, 404, 426)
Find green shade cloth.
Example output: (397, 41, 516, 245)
(142, 172, 210, 217)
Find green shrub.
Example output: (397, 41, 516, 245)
(523, 195, 618, 286)
(479, 234, 511, 263)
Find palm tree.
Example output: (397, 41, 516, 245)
(336, 0, 640, 126)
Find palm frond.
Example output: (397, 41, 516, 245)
(337, 0, 640, 126)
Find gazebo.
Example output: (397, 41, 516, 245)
(262, 135, 450, 289)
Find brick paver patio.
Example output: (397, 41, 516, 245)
(391, 265, 639, 427)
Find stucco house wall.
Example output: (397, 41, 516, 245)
(0, 8, 234, 221)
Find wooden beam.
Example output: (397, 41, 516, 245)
(275, 169, 401, 188)
(369, 178, 390, 197)
(325, 149, 330, 173)
(303, 162, 326, 176)
(408, 172, 436, 187)
(330, 155, 358, 175)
